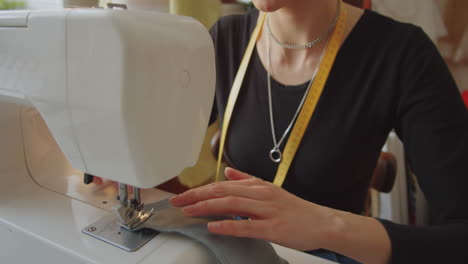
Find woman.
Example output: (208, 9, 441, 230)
(170, 1, 468, 263)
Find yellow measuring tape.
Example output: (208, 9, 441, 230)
(216, 5, 348, 187)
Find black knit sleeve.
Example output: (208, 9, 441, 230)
(381, 27, 468, 264)
(208, 21, 220, 125)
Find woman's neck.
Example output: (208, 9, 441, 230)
(268, 0, 339, 46)
(256, 1, 364, 86)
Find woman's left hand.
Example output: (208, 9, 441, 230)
(169, 167, 342, 251)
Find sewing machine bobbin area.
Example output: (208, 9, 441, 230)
(83, 214, 159, 252)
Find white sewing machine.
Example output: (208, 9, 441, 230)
(0, 8, 333, 264)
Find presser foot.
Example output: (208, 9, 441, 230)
(114, 183, 155, 231)
(82, 183, 160, 251)
(82, 213, 159, 252)
(114, 204, 155, 231)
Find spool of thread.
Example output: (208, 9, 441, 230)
(170, 0, 220, 29)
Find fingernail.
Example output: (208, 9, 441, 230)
(169, 195, 181, 204)
(224, 167, 234, 179)
(208, 222, 221, 229)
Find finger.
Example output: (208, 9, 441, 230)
(169, 182, 267, 207)
(207, 219, 273, 241)
(182, 196, 272, 218)
(225, 167, 255, 181)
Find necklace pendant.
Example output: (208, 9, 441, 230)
(269, 148, 282, 163)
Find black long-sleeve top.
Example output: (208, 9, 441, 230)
(208, 8, 468, 264)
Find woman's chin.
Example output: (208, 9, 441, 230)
(251, 0, 284, 12)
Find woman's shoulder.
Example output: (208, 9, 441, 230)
(210, 9, 259, 43)
(357, 9, 429, 47)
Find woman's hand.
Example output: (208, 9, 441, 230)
(169, 167, 343, 251)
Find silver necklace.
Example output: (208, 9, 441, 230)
(266, 25, 329, 163)
(266, 0, 341, 50)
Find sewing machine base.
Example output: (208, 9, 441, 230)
(82, 214, 159, 252)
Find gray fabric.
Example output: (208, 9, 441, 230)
(139, 199, 287, 264)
